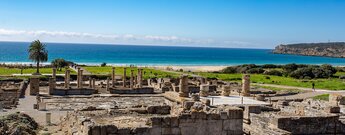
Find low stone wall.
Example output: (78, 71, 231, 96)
(110, 87, 154, 94)
(275, 115, 339, 134)
(0, 89, 19, 109)
(62, 108, 243, 135)
(52, 88, 96, 96)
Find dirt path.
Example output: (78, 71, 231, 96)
(0, 85, 67, 126)
(254, 83, 345, 100)
(69, 65, 92, 75)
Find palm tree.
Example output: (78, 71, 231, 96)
(28, 40, 48, 74)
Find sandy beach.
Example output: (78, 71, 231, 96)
(148, 65, 227, 72)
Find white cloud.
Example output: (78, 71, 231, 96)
(0, 28, 258, 48)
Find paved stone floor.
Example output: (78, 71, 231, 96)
(201, 95, 269, 105)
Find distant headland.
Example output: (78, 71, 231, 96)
(273, 42, 345, 58)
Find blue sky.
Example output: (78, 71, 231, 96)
(0, 0, 344, 48)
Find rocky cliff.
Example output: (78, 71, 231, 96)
(273, 42, 345, 58)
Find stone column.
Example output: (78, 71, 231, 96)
(130, 70, 134, 89)
(77, 67, 81, 88)
(242, 74, 250, 96)
(123, 68, 127, 87)
(64, 69, 70, 89)
(48, 77, 56, 95)
(89, 77, 92, 88)
(52, 67, 56, 79)
(138, 68, 143, 88)
(79, 69, 83, 88)
(106, 77, 110, 91)
(222, 85, 231, 96)
(200, 78, 206, 84)
(46, 112, 51, 125)
(112, 67, 116, 87)
(92, 78, 96, 89)
(179, 75, 189, 97)
(200, 84, 209, 97)
(29, 77, 39, 95)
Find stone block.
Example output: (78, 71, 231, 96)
(100, 125, 107, 135)
(191, 111, 207, 119)
(324, 106, 340, 113)
(223, 119, 243, 131)
(151, 117, 162, 128)
(178, 113, 191, 119)
(162, 127, 181, 135)
(133, 127, 149, 134)
(106, 125, 118, 134)
(207, 113, 220, 120)
(91, 126, 100, 135)
(179, 118, 195, 124)
(170, 116, 179, 127)
(117, 127, 131, 134)
(162, 117, 171, 127)
(180, 126, 197, 135)
(220, 111, 228, 119)
(149, 127, 161, 135)
(228, 108, 243, 119)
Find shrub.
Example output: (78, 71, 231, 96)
(261, 64, 277, 68)
(51, 58, 69, 71)
(246, 68, 265, 74)
(282, 63, 298, 73)
(100, 62, 107, 67)
(264, 70, 283, 76)
(222, 67, 237, 74)
(289, 67, 314, 79)
(321, 64, 337, 75)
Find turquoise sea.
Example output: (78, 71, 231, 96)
(0, 41, 345, 66)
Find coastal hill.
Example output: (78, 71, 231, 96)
(273, 42, 345, 58)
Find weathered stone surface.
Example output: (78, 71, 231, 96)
(147, 105, 171, 114)
(242, 74, 250, 96)
(29, 77, 39, 95)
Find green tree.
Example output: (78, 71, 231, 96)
(28, 40, 48, 74)
(51, 58, 69, 71)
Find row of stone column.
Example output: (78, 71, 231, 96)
(120, 67, 143, 89)
(178, 74, 250, 98)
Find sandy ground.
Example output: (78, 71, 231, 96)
(148, 66, 227, 72)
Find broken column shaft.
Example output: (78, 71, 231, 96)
(123, 67, 127, 87)
(242, 74, 250, 96)
(130, 69, 134, 89)
(137, 68, 143, 88)
(112, 67, 116, 87)
(179, 75, 189, 97)
(64, 69, 70, 89)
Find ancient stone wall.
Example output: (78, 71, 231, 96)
(62, 108, 243, 135)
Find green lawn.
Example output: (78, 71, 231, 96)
(255, 85, 302, 93)
(0, 67, 70, 75)
(312, 94, 329, 101)
(83, 66, 180, 79)
(196, 72, 345, 90)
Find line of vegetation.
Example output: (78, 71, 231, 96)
(221, 63, 343, 79)
(83, 66, 180, 79)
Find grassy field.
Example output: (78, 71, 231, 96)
(196, 72, 345, 90)
(83, 66, 180, 79)
(255, 85, 302, 93)
(312, 94, 329, 101)
(0, 67, 70, 75)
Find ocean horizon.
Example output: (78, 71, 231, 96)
(1, 41, 345, 66)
